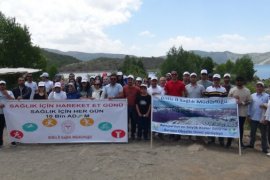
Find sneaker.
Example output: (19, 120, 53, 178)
(11, 142, 17, 146)
(262, 150, 269, 154)
(266, 152, 270, 156)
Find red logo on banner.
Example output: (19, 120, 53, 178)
(10, 130, 24, 139)
(111, 129, 126, 138)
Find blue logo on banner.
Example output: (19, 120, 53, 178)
(98, 122, 112, 131)
(22, 123, 38, 132)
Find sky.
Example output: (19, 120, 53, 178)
(1, 0, 270, 57)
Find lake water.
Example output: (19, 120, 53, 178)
(61, 65, 269, 80)
(254, 64, 270, 79)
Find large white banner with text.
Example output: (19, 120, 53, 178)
(4, 100, 127, 143)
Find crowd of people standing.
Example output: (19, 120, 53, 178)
(1, 69, 270, 157)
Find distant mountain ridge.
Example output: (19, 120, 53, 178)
(43, 48, 270, 65)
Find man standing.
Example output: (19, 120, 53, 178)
(103, 73, 123, 99)
(164, 71, 186, 97)
(40, 72, 53, 94)
(48, 82, 67, 100)
(12, 77, 32, 100)
(25, 73, 38, 99)
(204, 74, 227, 146)
(247, 82, 269, 154)
(0, 80, 14, 147)
(198, 69, 212, 89)
(182, 71, 190, 85)
(164, 70, 186, 140)
(147, 76, 164, 96)
(185, 73, 205, 98)
(228, 76, 251, 147)
(222, 73, 234, 148)
(121, 75, 140, 140)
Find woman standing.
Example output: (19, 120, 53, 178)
(33, 82, 48, 100)
(91, 80, 105, 100)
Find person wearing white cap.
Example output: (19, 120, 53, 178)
(185, 73, 205, 98)
(135, 83, 151, 140)
(182, 71, 190, 85)
(198, 69, 212, 89)
(78, 79, 92, 99)
(116, 71, 125, 86)
(204, 74, 227, 146)
(120, 74, 140, 140)
(40, 72, 53, 93)
(33, 82, 48, 99)
(48, 82, 67, 100)
(135, 77, 143, 87)
(246, 81, 269, 154)
(147, 76, 164, 96)
(0, 80, 15, 147)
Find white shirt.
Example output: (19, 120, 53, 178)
(42, 80, 54, 93)
(25, 81, 38, 99)
(48, 91, 67, 100)
(147, 85, 164, 96)
(0, 90, 14, 114)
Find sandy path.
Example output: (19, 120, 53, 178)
(1, 133, 270, 180)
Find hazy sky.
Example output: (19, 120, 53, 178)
(1, 0, 270, 56)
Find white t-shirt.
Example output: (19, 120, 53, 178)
(48, 91, 67, 100)
(0, 90, 14, 114)
(147, 85, 164, 96)
(42, 80, 54, 93)
(25, 81, 38, 99)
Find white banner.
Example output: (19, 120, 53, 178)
(4, 100, 128, 143)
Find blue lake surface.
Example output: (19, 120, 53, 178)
(254, 64, 270, 79)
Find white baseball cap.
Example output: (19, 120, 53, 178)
(136, 77, 142, 81)
(40, 72, 49, 78)
(0, 80, 6, 84)
(140, 84, 148, 88)
(117, 71, 123, 76)
(81, 78, 88, 83)
(54, 82, 61, 88)
(151, 76, 158, 81)
(190, 73, 197, 77)
(183, 71, 190, 76)
(213, 74, 221, 79)
(127, 75, 134, 79)
(200, 69, 208, 74)
(38, 82, 45, 87)
(223, 73, 231, 78)
(256, 81, 264, 87)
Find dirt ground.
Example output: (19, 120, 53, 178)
(0, 132, 270, 180)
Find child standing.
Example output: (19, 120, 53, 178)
(135, 84, 151, 140)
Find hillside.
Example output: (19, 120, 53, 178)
(59, 57, 164, 72)
(41, 49, 81, 68)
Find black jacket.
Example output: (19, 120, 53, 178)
(12, 86, 32, 99)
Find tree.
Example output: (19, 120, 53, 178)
(0, 12, 46, 69)
(233, 55, 255, 81)
(119, 55, 147, 77)
(160, 46, 215, 77)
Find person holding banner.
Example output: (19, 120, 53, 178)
(103, 73, 123, 99)
(33, 82, 48, 99)
(0, 80, 15, 147)
(228, 76, 251, 148)
(204, 74, 227, 146)
(48, 82, 67, 100)
(136, 84, 151, 140)
(247, 81, 269, 154)
(12, 77, 32, 100)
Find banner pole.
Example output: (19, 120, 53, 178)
(239, 138, 242, 156)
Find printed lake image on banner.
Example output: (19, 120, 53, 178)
(152, 96, 239, 138)
(4, 100, 127, 143)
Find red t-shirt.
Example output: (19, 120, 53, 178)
(123, 85, 140, 106)
(164, 80, 186, 97)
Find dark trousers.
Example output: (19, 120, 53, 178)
(137, 116, 150, 139)
(249, 120, 268, 151)
(0, 114, 6, 146)
(128, 106, 137, 138)
(239, 116, 246, 145)
(268, 123, 270, 145)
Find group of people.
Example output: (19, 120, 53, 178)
(1, 69, 270, 157)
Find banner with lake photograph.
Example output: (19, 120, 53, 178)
(4, 100, 128, 143)
(152, 96, 239, 138)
